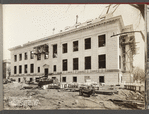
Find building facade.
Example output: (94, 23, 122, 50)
(9, 14, 136, 85)
(3, 59, 11, 79)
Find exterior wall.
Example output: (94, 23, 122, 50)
(3, 60, 11, 79)
(10, 16, 126, 85)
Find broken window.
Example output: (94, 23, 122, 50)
(99, 76, 104, 83)
(63, 59, 67, 71)
(44, 53, 49, 59)
(62, 77, 66, 82)
(85, 38, 91, 50)
(73, 77, 77, 82)
(14, 66, 17, 74)
(38, 67, 40, 73)
(30, 51, 34, 59)
(73, 41, 78, 52)
(24, 64, 27, 73)
(85, 56, 91, 69)
(98, 34, 106, 47)
(14, 55, 17, 62)
(63, 43, 67, 53)
(53, 65, 56, 72)
(25, 52, 28, 60)
(19, 65, 22, 74)
(53, 44, 57, 58)
(119, 56, 121, 69)
(37, 53, 41, 60)
(73, 58, 78, 70)
(30, 64, 34, 73)
(99, 55, 106, 68)
(19, 54, 22, 61)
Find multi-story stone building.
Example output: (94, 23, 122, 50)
(9, 14, 137, 85)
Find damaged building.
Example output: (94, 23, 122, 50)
(8, 5, 145, 85)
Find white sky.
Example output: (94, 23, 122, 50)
(3, 4, 107, 60)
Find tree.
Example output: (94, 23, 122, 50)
(133, 67, 145, 83)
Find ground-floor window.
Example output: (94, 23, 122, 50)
(18, 78, 21, 82)
(99, 76, 104, 83)
(73, 77, 77, 82)
(30, 78, 33, 82)
(62, 77, 66, 82)
(52, 77, 56, 79)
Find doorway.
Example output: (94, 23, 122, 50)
(44, 68, 49, 76)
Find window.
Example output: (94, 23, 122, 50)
(37, 53, 41, 60)
(63, 43, 67, 53)
(18, 78, 20, 82)
(38, 67, 40, 73)
(85, 56, 91, 69)
(24, 65, 27, 73)
(53, 44, 57, 58)
(19, 54, 22, 61)
(30, 64, 34, 73)
(73, 77, 77, 82)
(25, 52, 28, 60)
(44, 53, 49, 59)
(53, 65, 56, 72)
(98, 34, 106, 47)
(99, 76, 104, 83)
(14, 55, 17, 62)
(30, 51, 34, 59)
(14, 66, 17, 74)
(73, 58, 78, 70)
(52, 77, 56, 79)
(99, 55, 106, 68)
(119, 56, 121, 69)
(63, 59, 67, 71)
(85, 38, 91, 49)
(62, 77, 66, 82)
(73, 41, 78, 52)
(30, 78, 33, 82)
(19, 65, 22, 74)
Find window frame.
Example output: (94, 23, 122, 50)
(98, 54, 106, 69)
(85, 56, 91, 70)
(98, 34, 106, 47)
(85, 38, 91, 50)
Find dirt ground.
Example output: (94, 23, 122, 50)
(3, 82, 145, 110)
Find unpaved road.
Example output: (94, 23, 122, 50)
(3, 83, 145, 110)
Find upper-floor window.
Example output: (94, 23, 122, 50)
(19, 54, 22, 61)
(24, 64, 27, 73)
(85, 56, 91, 69)
(119, 56, 121, 69)
(98, 34, 106, 47)
(44, 53, 49, 59)
(63, 43, 67, 53)
(85, 38, 91, 50)
(25, 52, 28, 60)
(14, 55, 17, 62)
(73, 41, 78, 52)
(98, 54, 106, 68)
(30, 51, 34, 59)
(14, 66, 17, 74)
(53, 44, 57, 58)
(73, 58, 78, 70)
(30, 64, 34, 73)
(19, 65, 22, 74)
(37, 53, 41, 60)
(63, 59, 67, 71)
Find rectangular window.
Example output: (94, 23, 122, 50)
(85, 56, 91, 69)
(14, 66, 17, 74)
(38, 67, 40, 73)
(30, 64, 34, 73)
(99, 55, 106, 68)
(18, 78, 20, 82)
(30, 51, 34, 59)
(98, 34, 106, 47)
(19, 54, 22, 61)
(73, 58, 78, 70)
(85, 38, 91, 49)
(62, 77, 66, 82)
(19, 65, 22, 74)
(119, 56, 121, 69)
(63, 43, 67, 53)
(53, 44, 57, 58)
(14, 55, 17, 62)
(53, 65, 56, 72)
(44, 53, 49, 59)
(24, 65, 27, 73)
(73, 77, 77, 82)
(99, 76, 104, 83)
(63, 59, 67, 71)
(25, 52, 28, 60)
(37, 53, 41, 60)
(73, 41, 78, 52)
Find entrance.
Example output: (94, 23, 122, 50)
(44, 68, 49, 76)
